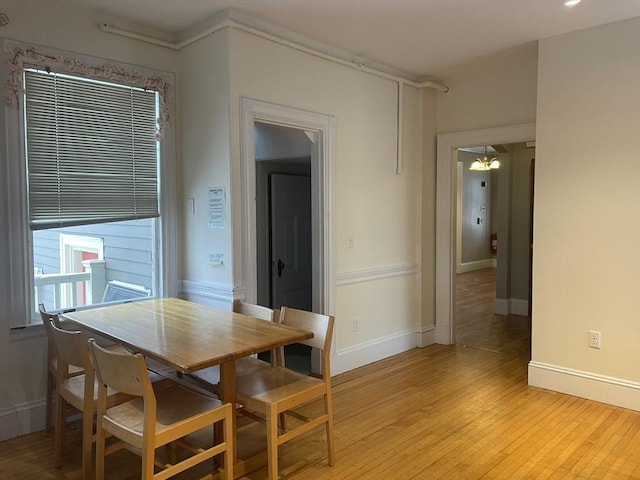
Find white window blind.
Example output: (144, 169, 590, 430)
(24, 69, 159, 230)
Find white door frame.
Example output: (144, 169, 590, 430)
(435, 122, 536, 344)
(240, 97, 336, 315)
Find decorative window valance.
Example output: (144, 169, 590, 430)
(5, 43, 172, 139)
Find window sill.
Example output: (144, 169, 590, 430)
(9, 322, 45, 343)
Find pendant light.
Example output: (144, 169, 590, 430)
(469, 146, 500, 171)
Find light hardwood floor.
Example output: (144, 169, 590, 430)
(2, 275, 639, 479)
(456, 268, 531, 359)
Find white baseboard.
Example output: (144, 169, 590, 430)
(0, 400, 46, 442)
(510, 298, 529, 316)
(417, 324, 436, 348)
(494, 297, 529, 316)
(333, 329, 417, 375)
(528, 361, 640, 412)
(457, 258, 496, 274)
(494, 298, 509, 315)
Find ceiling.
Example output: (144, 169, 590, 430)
(50, 0, 640, 79)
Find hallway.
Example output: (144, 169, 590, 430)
(455, 268, 531, 359)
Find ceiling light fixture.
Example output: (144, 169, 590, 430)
(469, 146, 500, 171)
(564, 0, 581, 6)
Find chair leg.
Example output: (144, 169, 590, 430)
(141, 440, 155, 479)
(266, 405, 279, 480)
(46, 371, 53, 433)
(54, 395, 65, 468)
(223, 405, 234, 480)
(81, 405, 93, 480)
(95, 421, 106, 480)
(324, 393, 335, 466)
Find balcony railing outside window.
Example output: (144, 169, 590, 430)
(33, 259, 106, 316)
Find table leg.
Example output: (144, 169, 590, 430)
(219, 360, 237, 465)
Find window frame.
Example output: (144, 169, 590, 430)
(1, 41, 178, 335)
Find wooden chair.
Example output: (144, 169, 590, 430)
(40, 303, 127, 434)
(235, 306, 335, 480)
(188, 300, 279, 391)
(87, 339, 234, 480)
(48, 319, 135, 480)
(39, 304, 83, 433)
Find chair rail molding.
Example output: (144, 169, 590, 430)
(336, 262, 418, 286)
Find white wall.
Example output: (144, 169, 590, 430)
(0, 0, 179, 439)
(420, 89, 438, 345)
(254, 123, 312, 160)
(529, 18, 640, 410)
(225, 29, 423, 372)
(493, 144, 533, 314)
(179, 30, 233, 305)
(436, 42, 538, 134)
(458, 151, 493, 265)
(509, 143, 533, 301)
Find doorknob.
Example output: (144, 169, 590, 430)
(277, 259, 285, 277)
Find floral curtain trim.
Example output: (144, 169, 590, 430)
(5, 44, 172, 139)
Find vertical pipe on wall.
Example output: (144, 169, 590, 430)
(396, 81, 403, 175)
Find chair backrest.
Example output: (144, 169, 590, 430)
(39, 304, 58, 363)
(48, 320, 90, 374)
(234, 301, 281, 365)
(233, 300, 276, 322)
(39, 303, 61, 332)
(88, 339, 151, 398)
(279, 307, 335, 377)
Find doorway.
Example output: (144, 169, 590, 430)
(254, 123, 313, 373)
(435, 123, 536, 346)
(239, 97, 336, 374)
(254, 123, 313, 311)
(454, 142, 534, 357)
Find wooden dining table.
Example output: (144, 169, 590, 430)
(61, 297, 313, 478)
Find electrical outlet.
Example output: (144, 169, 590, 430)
(588, 330, 601, 349)
(352, 317, 360, 332)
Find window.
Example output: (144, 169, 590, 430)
(24, 69, 159, 319)
(1, 43, 177, 328)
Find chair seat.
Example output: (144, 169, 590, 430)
(103, 384, 224, 448)
(101, 343, 130, 354)
(189, 356, 272, 391)
(51, 357, 84, 376)
(62, 376, 129, 410)
(188, 301, 278, 393)
(236, 365, 325, 405)
(52, 342, 127, 378)
(62, 370, 171, 410)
